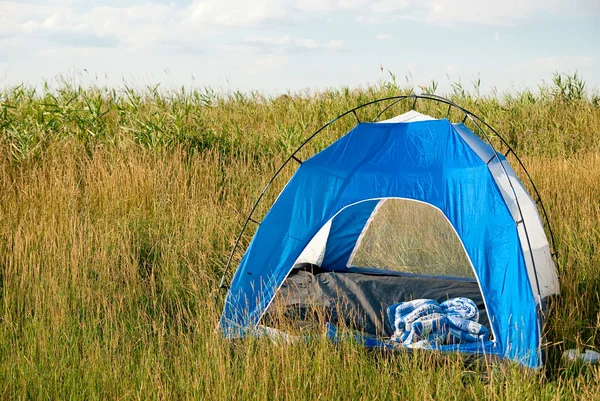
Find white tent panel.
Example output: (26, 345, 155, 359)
(489, 159, 559, 299)
(453, 119, 558, 300)
(295, 219, 331, 266)
(378, 110, 436, 123)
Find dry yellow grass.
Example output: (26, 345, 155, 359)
(1, 76, 600, 399)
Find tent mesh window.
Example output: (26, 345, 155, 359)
(350, 199, 475, 279)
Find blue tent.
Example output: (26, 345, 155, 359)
(220, 107, 559, 369)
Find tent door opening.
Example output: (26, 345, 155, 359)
(261, 198, 495, 341)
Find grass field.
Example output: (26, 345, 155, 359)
(1, 73, 600, 399)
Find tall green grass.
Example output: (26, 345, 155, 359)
(1, 73, 600, 399)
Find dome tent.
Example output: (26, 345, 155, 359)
(218, 95, 559, 369)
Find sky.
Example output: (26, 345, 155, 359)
(0, 0, 599, 95)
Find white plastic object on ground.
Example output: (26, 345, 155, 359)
(563, 349, 600, 364)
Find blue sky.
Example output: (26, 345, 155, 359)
(1, 0, 599, 95)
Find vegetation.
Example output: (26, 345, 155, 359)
(352, 199, 476, 278)
(0, 72, 599, 399)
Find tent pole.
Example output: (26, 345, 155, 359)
(219, 94, 559, 295)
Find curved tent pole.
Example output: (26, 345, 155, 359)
(371, 94, 544, 299)
(371, 97, 406, 121)
(218, 95, 558, 293)
(218, 94, 413, 289)
(395, 94, 556, 300)
(442, 95, 558, 265)
(465, 116, 559, 262)
(376, 94, 549, 300)
(462, 113, 544, 363)
(442, 96, 557, 260)
(466, 115, 544, 299)
(373, 93, 559, 274)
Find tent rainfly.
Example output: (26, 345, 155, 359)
(219, 97, 559, 369)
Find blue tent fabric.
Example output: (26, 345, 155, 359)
(220, 119, 541, 368)
(321, 200, 379, 269)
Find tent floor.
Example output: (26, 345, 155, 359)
(263, 269, 490, 338)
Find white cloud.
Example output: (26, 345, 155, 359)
(187, 0, 287, 27)
(370, 1, 410, 13)
(447, 63, 460, 75)
(245, 35, 344, 52)
(3, 0, 595, 56)
(256, 54, 289, 68)
(376, 34, 393, 40)
(356, 15, 382, 24)
(294, 0, 367, 13)
(355, 0, 598, 26)
(1, 2, 181, 49)
(2, 0, 599, 50)
(246, 54, 289, 75)
(423, 0, 557, 26)
(0, 0, 290, 51)
(1, 0, 599, 94)
(327, 40, 344, 50)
